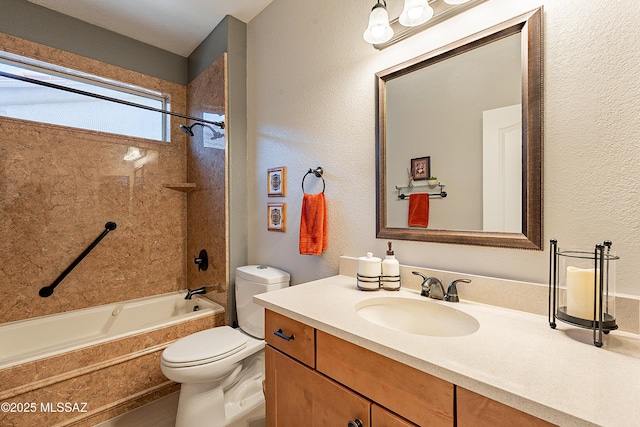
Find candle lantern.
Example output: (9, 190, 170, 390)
(548, 239, 618, 347)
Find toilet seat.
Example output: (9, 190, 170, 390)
(162, 326, 248, 368)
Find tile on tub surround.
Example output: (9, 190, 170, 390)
(0, 32, 189, 324)
(185, 53, 229, 321)
(339, 256, 640, 334)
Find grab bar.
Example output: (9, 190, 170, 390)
(39, 222, 117, 298)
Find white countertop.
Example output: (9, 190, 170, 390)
(254, 275, 640, 427)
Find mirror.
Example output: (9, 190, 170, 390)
(376, 8, 543, 250)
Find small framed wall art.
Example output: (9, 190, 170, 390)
(267, 202, 286, 232)
(410, 156, 431, 181)
(267, 166, 286, 197)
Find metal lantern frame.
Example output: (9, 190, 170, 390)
(548, 239, 619, 347)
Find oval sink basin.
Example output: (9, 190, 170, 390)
(355, 297, 479, 337)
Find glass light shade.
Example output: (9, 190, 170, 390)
(123, 146, 143, 161)
(399, 0, 434, 27)
(444, 0, 471, 4)
(363, 3, 394, 44)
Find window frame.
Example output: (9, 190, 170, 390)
(0, 50, 171, 142)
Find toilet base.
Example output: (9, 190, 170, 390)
(174, 351, 265, 427)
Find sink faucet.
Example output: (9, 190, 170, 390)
(185, 286, 207, 300)
(445, 279, 471, 302)
(412, 272, 471, 302)
(412, 272, 445, 300)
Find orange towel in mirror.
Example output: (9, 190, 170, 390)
(408, 193, 429, 227)
(299, 193, 327, 255)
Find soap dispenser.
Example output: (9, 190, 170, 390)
(381, 241, 400, 290)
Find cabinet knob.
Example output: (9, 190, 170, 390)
(348, 419, 363, 427)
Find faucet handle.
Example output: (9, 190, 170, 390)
(412, 271, 429, 297)
(446, 279, 471, 302)
(194, 249, 208, 271)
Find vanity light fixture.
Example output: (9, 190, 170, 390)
(399, 0, 434, 27)
(123, 146, 145, 161)
(363, 1, 394, 44)
(364, 0, 484, 49)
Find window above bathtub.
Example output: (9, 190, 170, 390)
(0, 51, 169, 142)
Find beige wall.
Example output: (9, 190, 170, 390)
(0, 33, 188, 323)
(247, 0, 640, 296)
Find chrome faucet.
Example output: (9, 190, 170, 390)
(185, 286, 207, 300)
(412, 272, 471, 302)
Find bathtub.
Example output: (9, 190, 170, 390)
(0, 291, 224, 370)
(0, 291, 225, 426)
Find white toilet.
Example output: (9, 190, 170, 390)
(161, 265, 290, 427)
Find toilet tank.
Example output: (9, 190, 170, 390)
(235, 265, 290, 339)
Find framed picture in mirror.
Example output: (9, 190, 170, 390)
(411, 156, 430, 180)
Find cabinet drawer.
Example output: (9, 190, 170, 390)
(316, 330, 454, 427)
(372, 404, 418, 427)
(457, 387, 556, 427)
(265, 309, 315, 367)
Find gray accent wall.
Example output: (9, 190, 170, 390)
(187, 15, 249, 323)
(1, 0, 188, 84)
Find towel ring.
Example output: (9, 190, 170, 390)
(302, 167, 325, 193)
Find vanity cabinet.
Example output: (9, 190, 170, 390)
(372, 405, 419, 427)
(264, 309, 553, 427)
(265, 309, 444, 426)
(456, 388, 555, 427)
(266, 346, 370, 426)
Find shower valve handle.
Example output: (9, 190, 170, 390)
(194, 249, 208, 271)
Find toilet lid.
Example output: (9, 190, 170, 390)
(162, 326, 248, 368)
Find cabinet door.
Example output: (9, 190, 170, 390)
(316, 331, 454, 427)
(265, 346, 370, 427)
(372, 404, 418, 427)
(457, 387, 556, 427)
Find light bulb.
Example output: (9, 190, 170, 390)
(363, 2, 394, 44)
(399, 0, 434, 27)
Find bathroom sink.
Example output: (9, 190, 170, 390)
(355, 297, 479, 337)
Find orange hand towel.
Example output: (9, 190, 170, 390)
(408, 193, 429, 227)
(299, 192, 328, 255)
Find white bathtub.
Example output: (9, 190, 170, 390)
(0, 291, 224, 370)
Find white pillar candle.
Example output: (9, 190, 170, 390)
(566, 266, 600, 320)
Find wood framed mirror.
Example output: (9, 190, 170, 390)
(376, 8, 543, 250)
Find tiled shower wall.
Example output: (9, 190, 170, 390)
(0, 32, 189, 323)
(186, 54, 229, 319)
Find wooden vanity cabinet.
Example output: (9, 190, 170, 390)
(264, 310, 551, 427)
(316, 330, 453, 427)
(456, 388, 556, 427)
(372, 405, 419, 427)
(265, 309, 450, 426)
(265, 309, 315, 367)
(266, 346, 370, 426)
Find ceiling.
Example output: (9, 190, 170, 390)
(26, 0, 274, 57)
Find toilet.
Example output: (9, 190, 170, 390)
(161, 265, 290, 427)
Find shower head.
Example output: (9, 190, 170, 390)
(179, 124, 195, 136)
(180, 117, 225, 137)
(180, 122, 224, 140)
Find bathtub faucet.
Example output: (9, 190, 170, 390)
(185, 286, 207, 300)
